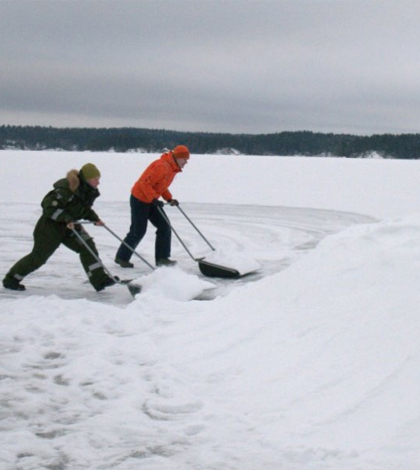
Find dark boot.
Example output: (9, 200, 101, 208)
(114, 257, 134, 268)
(3, 275, 26, 291)
(156, 258, 177, 267)
(95, 276, 118, 292)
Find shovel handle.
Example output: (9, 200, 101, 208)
(156, 206, 198, 261)
(102, 224, 155, 271)
(70, 227, 116, 281)
(176, 205, 215, 251)
(76, 221, 155, 271)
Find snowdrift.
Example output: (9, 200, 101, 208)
(2, 214, 420, 469)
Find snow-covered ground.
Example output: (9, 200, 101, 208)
(1, 150, 420, 470)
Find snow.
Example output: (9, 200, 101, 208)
(132, 267, 215, 302)
(1, 150, 420, 469)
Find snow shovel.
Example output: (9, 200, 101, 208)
(157, 205, 253, 279)
(70, 225, 141, 297)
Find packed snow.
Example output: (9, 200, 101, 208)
(1, 150, 420, 470)
(132, 267, 215, 302)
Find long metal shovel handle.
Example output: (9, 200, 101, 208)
(70, 226, 116, 281)
(156, 205, 198, 261)
(102, 224, 155, 271)
(76, 221, 154, 271)
(175, 205, 215, 251)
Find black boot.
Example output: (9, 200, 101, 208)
(95, 276, 118, 292)
(3, 275, 26, 291)
(114, 257, 134, 268)
(156, 258, 177, 267)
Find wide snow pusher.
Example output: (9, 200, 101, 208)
(158, 205, 261, 279)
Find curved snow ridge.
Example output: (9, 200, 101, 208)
(270, 212, 420, 301)
(203, 214, 420, 453)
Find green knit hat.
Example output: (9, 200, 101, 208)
(80, 163, 101, 180)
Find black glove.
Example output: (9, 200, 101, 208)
(152, 198, 164, 208)
(168, 199, 179, 207)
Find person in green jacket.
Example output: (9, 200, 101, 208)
(2, 163, 116, 292)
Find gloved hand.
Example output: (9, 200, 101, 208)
(152, 198, 164, 208)
(168, 199, 179, 206)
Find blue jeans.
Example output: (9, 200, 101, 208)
(115, 195, 171, 262)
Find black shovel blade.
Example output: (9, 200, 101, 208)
(127, 282, 142, 297)
(118, 279, 142, 297)
(198, 260, 240, 278)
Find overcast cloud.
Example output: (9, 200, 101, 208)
(1, 0, 420, 135)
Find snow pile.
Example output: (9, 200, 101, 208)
(158, 214, 420, 469)
(236, 214, 420, 451)
(131, 266, 215, 301)
(2, 215, 420, 469)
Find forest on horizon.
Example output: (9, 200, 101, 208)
(2, 125, 420, 159)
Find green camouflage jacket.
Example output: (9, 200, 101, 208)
(41, 170, 100, 224)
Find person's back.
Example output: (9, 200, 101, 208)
(131, 151, 181, 204)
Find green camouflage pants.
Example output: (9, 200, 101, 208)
(5, 216, 109, 290)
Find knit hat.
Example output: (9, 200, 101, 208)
(80, 163, 101, 180)
(172, 145, 190, 159)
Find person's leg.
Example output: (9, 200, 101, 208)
(3, 217, 64, 289)
(148, 205, 172, 261)
(115, 195, 150, 262)
(62, 225, 110, 291)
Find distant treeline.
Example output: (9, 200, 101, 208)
(2, 125, 420, 159)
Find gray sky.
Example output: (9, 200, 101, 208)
(1, 0, 420, 135)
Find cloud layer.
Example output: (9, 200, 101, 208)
(2, 0, 420, 135)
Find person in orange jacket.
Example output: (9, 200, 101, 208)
(115, 145, 190, 268)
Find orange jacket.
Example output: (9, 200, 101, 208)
(131, 152, 182, 203)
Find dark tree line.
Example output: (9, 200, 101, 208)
(2, 125, 420, 159)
